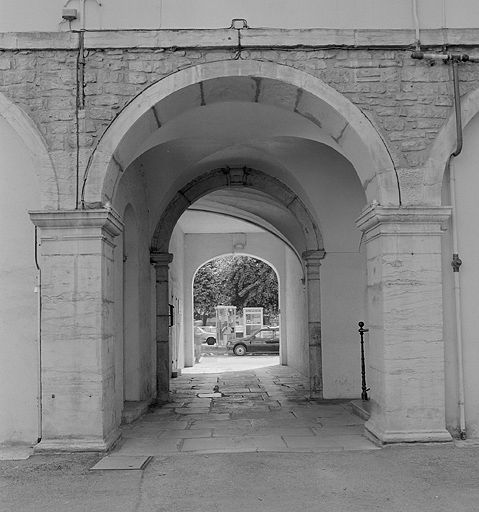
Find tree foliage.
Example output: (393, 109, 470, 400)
(193, 256, 278, 322)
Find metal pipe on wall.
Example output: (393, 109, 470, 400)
(412, 0, 421, 48)
(34, 226, 42, 443)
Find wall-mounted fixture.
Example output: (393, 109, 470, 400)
(233, 233, 246, 251)
(64, 0, 102, 29)
(224, 166, 251, 187)
(229, 18, 249, 29)
(62, 8, 78, 21)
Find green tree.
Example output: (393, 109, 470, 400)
(193, 256, 278, 323)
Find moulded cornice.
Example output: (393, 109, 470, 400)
(2, 28, 479, 50)
(29, 208, 123, 237)
(302, 250, 326, 261)
(356, 204, 452, 233)
(150, 252, 174, 267)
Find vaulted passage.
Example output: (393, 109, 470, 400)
(23, 59, 455, 452)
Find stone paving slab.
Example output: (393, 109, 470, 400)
(159, 428, 213, 439)
(250, 417, 320, 428)
(0, 446, 34, 461)
(181, 435, 288, 453)
(212, 426, 316, 438)
(187, 418, 253, 430)
(131, 419, 188, 430)
(115, 438, 182, 455)
(114, 357, 376, 456)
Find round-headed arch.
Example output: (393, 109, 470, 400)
(151, 167, 323, 253)
(83, 59, 399, 208)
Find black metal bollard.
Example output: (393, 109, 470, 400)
(358, 322, 370, 401)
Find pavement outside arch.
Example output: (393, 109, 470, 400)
(2, 355, 479, 512)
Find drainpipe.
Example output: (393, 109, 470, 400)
(34, 227, 42, 444)
(412, 0, 421, 49)
(449, 58, 466, 440)
(411, 51, 477, 440)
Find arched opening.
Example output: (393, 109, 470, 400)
(192, 254, 280, 367)
(159, 168, 327, 387)
(83, 60, 381, 445)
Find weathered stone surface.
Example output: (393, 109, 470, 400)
(1, 33, 477, 208)
(356, 205, 453, 444)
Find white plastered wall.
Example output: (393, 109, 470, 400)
(284, 246, 308, 377)
(168, 224, 186, 373)
(0, 116, 41, 445)
(2, 0, 479, 32)
(113, 164, 154, 421)
(442, 112, 479, 438)
(321, 250, 367, 399)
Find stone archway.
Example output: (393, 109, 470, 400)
(151, 167, 327, 395)
(151, 167, 323, 253)
(82, 59, 399, 209)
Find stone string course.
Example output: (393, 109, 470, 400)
(1, 45, 479, 206)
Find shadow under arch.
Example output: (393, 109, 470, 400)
(82, 59, 399, 209)
(424, 86, 479, 205)
(151, 167, 323, 254)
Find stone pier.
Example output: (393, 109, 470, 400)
(356, 204, 452, 444)
(30, 209, 123, 451)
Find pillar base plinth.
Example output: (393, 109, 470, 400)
(365, 418, 452, 445)
(34, 429, 121, 453)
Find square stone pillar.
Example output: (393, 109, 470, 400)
(150, 252, 173, 402)
(30, 209, 123, 452)
(356, 204, 452, 444)
(302, 250, 325, 397)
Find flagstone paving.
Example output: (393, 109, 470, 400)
(113, 355, 379, 456)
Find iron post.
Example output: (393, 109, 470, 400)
(358, 321, 370, 401)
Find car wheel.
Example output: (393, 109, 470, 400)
(206, 337, 215, 346)
(233, 344, 247, 356)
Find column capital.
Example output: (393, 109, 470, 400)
(302, 250, 326, 262)
(29, 208, 123, 237)
(356, 204, 452, 234)
(150, 252, 174, 267)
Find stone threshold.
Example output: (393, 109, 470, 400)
(350, 399, 371, 421)
(122, 401, 150, 425)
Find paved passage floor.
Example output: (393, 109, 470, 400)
(114, 354, 378, 456)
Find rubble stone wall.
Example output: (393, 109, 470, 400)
(1, 32, 479, 208)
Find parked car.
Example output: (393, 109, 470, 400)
(202, 326, 217, 345)
(226, 327, 279, 356)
